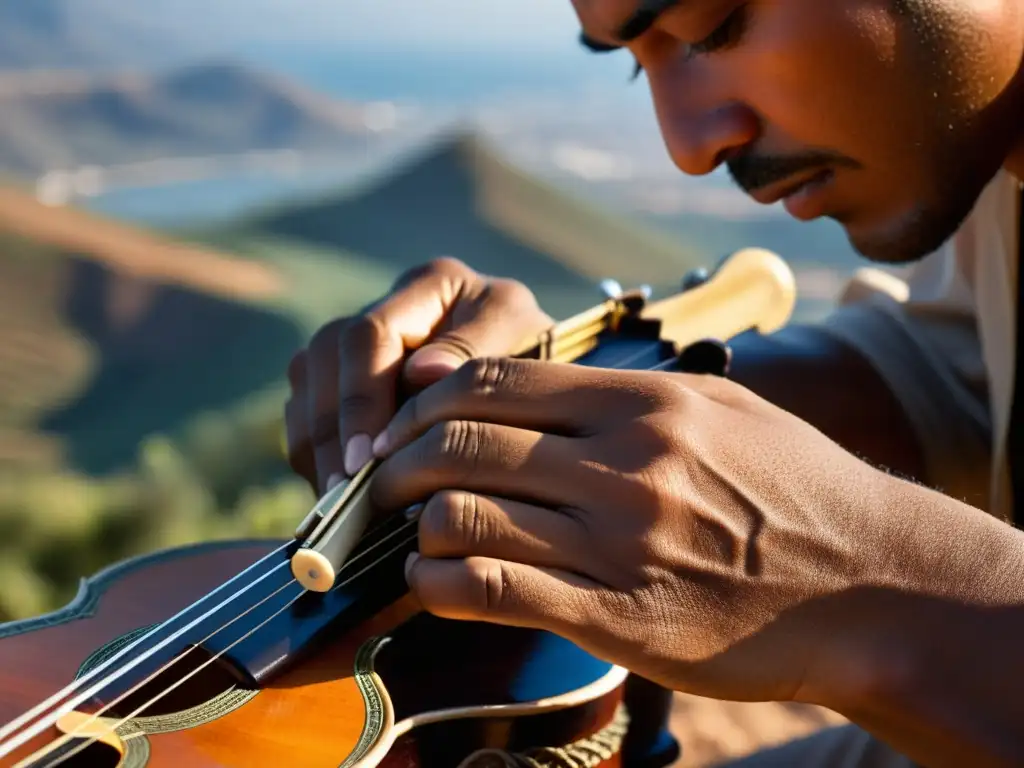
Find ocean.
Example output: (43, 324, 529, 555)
(230, 44, 640, 105)
(81, 45, 647, 228)
(75, 43, 861, 321)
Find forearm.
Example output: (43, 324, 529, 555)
(807, 477, 1024, 767)
(726, 324, 927, 483)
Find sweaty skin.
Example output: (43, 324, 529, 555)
(284, 1, 1024, 766)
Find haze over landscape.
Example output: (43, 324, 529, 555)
(0, 3, 862, 763)
(0, 0, 863, 280)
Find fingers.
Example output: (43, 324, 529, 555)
(403, 276, 552, 388)
(295, 261, 469, 491)
(404, 553, 596, 635)
(286, 258, 552, 493)
(284, 350, 317, 491)
(335, 262, 547, 481)
(334, 312, 403, 476)
(374, 357, 630, 457)
(370, 420, 583, 512)
(417, 491, 590, 573)
(304, 318, 349, 491)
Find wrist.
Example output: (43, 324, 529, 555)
(794, 472, 1024, 765)
(802, 584, 1024, 766)
(782, 470, 920, 712)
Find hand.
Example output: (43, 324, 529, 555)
(284, 258, 552, 493)
(367, 356, 914, 705)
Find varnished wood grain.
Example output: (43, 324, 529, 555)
(0, 540, 630, 767)
(138, 597, 420, 768)
(1, 541, 283, 767)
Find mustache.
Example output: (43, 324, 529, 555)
(726, 150, 859, 194)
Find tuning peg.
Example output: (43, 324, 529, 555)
(599, 279, 624, 299)
(680, 268, 710, 291)
(675, 339, 733, 377)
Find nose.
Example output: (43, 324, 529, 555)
(648, 69, 760, 177)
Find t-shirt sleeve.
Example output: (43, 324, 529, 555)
(813, 244, 993, 507)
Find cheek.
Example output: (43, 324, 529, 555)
(737, 0, 918, 153)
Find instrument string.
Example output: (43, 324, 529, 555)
(0, 510, 403, 754)
(28, 529, 420, 768)
(0, 542, 293, 745)
(6, 336, 682, 766)
(7, 515, 418, 764)
(0, 557, 292, 760)
(14, 577, 300, 768)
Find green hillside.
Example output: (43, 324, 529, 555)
(0, 131, 738, 622)
(0, 216, 312, 619)
(0, 227, 305, 476)
(196, 129, 709, 322)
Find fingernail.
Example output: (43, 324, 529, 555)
(404, 503, 425, 521)
(326, 472, 344, 492)
(344, 434, 372, 476)
(405, 552, 420, 580)
(409, 348, 464, 376)
(372, 430, 390, 457)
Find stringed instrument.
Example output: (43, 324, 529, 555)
(0, 247, 797, 768)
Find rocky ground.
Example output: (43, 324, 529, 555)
(669, 695, 848, 767)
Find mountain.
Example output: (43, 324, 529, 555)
(0, 182, 304, 474)
(0, 61, 389, 177)
(0, 0, 191, 70)
(202, 129, 709, 321)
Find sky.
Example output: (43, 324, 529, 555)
(330, 0, 583, 48)
(140, 0, 587, 53)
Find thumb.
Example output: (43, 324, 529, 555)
(403, 279, 553, 388)
(404, 343, 470, 387)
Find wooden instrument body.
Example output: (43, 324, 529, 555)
(0, 540, 628, 768)
(0, 247, 801, 768)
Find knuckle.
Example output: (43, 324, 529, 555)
(462, 356, 515, 397)
(428, 420, 482, 468)
(337, 393, 377, 425)
(310, 412, 340, 446)
(465, 558, 508, 613)
(621, 416, 691, 503)
(489, 277, 536, 309)
(308, 317, 346, 354)
(716, 377, 761, 409)
(338, 313, 389, 355)
(651, 375, 694, 411)
(426, 255, 471, 277)
(394, 256, 472, 290)
(420, 492, 484, 552)
(640, 415, 690, 461)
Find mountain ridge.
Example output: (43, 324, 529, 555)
(201, 128, 707, 320)
(0, 59, 391, 177)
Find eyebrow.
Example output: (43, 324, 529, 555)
(578, 0, 682, 52)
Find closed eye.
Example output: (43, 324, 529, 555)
(625, 4, 750, 81)
(578, 32, 644, 83)
(578, 32, 621, 53)
(686, 4, 748, 58)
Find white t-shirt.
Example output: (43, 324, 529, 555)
(816, 169, 1022, 518)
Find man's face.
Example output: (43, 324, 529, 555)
(572, 0, 1024, 263)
